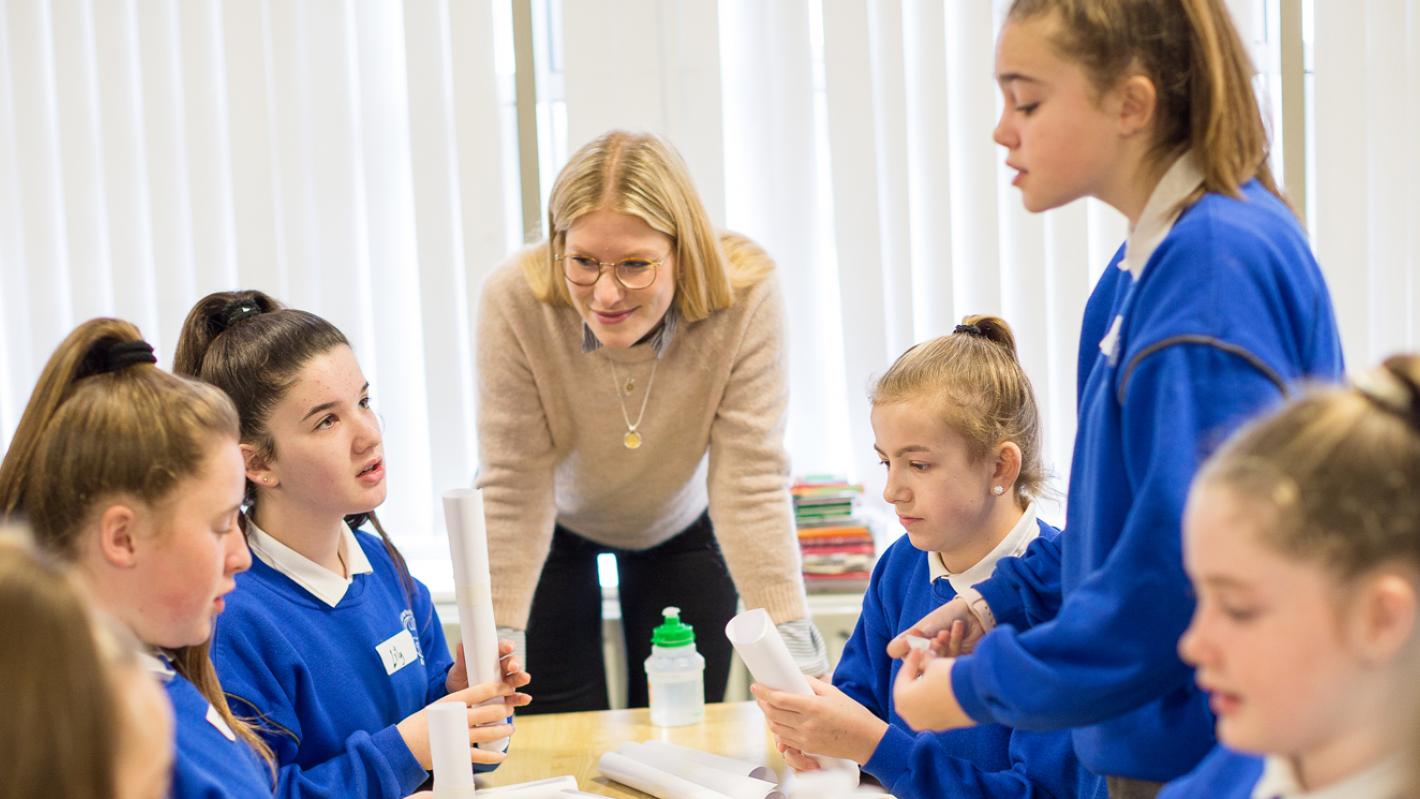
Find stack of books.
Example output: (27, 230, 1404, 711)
(792, 475, 874, 593)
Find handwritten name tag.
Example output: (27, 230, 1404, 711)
(376, 629, 420, 676)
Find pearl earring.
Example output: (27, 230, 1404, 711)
(991, 485, 1005, 496)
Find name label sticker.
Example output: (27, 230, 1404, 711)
(376, 628, 420, 676)
(206, 703, 237, 741)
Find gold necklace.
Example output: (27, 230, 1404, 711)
(609, 359, 658, 449)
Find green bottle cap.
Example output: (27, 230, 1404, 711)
(651, 606, 695, 648)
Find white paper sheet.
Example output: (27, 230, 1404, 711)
(634, 740, 775, 782)
(615, 742, 783, 799)
(443, 488, 510, 753)
(598, 751, 736, 799)
(479, 775, 579, 797)
(724, 609, 859, 778)
(429, 702, 475, 799)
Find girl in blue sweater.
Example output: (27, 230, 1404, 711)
(753, 317, 1103, 799)
(1159, 357, 1420, 798)
(0, 318, 276, 798)
(888, 0, 1343, 794)
(174, 291, 531, 799)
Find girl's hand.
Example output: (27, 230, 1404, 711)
(890, 649, 973, 731)
(780, 745, 821, 772)
(886, 597, 984, 659)
(445, 640, 531, 695)
(750, 677, 888, 766)
(446, 643, 469, 693)
(396, 682, 525, 769)
(498, 639, 532, 693)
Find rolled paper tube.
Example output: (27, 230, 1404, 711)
(429, 702, 475, 799)
(598, 751, 736, 799)
(635, 740, 776, 782)
(479, 775, 580, 797)
(615, 742, 783, 799)
(724, 609, 859, 778)
(443, 488, 510, 753)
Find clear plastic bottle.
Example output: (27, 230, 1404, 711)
(644, 606, 705, 727)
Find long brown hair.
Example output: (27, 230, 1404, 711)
(0, 319, 273, 770)
(0, 531, 124, 799)
(1008, 0, 1283, 207)
(871, 315, 1046, 504)
(174, 290, 415, 600)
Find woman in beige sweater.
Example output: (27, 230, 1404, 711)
(476, 130, 825, 712)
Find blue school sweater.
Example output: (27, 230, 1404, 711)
(165, 667, 274, 798)
(835, 525, 1105, 799)
(212, 530, 458, 799)
(1157, 747, 1263, 799)
(949, 179, 1344, 781)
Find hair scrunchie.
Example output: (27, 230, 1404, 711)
(221, 300, 263, 329)
(84, 339, 157, 377)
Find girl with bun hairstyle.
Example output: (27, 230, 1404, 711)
(754, 318, 1103, 799)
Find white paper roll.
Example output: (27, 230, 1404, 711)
(635, 740, 775, 782)
(616, 742, 783, 799)
(429, 702, 475, 799)
(478, 775, 579, 797)
(598, 751, 736, 799)
(443, 488, 510, 753)
(724, 609, 859, 778)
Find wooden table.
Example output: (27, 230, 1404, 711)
(477, 701, 785, 797)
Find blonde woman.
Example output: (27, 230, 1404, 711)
(476, 130, 825, 711)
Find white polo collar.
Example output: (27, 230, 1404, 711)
(138, 650, 175, 683)
(245, 516, 374, 607)
(929, 502, 1041, 594)
(1118, 152, 1205, 279)
(1251, 754, 1406, 799)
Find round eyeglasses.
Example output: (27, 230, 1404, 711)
(556, 252, 668, 290)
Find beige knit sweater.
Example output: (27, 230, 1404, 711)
(475, 243, 809, 630)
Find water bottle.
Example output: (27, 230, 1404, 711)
(645, 606, 705, 727)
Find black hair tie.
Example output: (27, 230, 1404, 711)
(222, 300, 262, 329)
(86, 339, 158, 376)
(954, 323, 985, 338)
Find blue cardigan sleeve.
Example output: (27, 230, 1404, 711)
(836, 545, 1101, 798)
(217, 635, 429, 799)
(864, 724, 1103, 799)
(951, 342, 1286, 729)
(972, 526, 1063, 632)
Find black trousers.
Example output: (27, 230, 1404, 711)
(521, 511, 739, 714)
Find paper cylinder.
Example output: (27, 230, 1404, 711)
(616, 742, 783, 799)
(443, 488, 510, 753)
(724, 609, 859, 778)
(598, 751, 735, 799)
(429, 701, 475, 799)
(635, 740, 775, 782)
(478, 775, 579, 797)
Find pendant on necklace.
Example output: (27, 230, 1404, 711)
(624, 430, 643, 449)
(624, 377, 636, 395)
